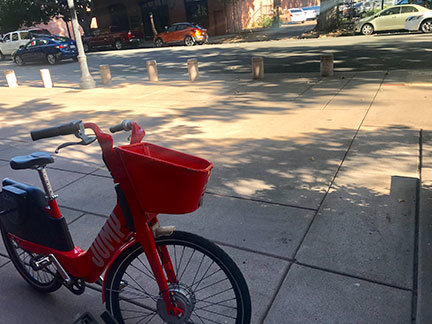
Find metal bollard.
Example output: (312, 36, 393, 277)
(99, 65, 112, 85)
(252, 57, 264, 80)
(320, 54, 334, 77)
(146, 60, 159, 82)
(40, 69, 53, 88)
(187, 59, 199, 81)
(4, 70, 18, 87)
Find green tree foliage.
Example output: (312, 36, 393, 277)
(0, 0, 92, 34)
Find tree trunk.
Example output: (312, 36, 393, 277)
(316, 0, 339, 32)
(149, 12, 158, 36)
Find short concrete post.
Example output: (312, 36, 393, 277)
(252, 57, 264, 80)
(320, 54, 334, 77)
(146, 60, 159, 82)
(187, 59, 199, 81)
(99, 64, 112, 85)
(4, 70, 18, 87)
(40, 69, 53, 88)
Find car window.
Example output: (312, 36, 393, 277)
(20, 31, 30, 40)
(3, 34, 10, 42)
(290, 9, 303, 13)
(401, 6, 418, 13)
(176, 24, 188, 31)
(11, 33, 18, 41)
(380, 7, 401, 16)
(36, 39, 49, 46)
(26, 40, 37, 48)
(167, 25, 177, 32)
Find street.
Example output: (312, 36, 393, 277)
(1, 32, 431, 86)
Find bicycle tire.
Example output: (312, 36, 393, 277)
(105, 231, 251, 324)
(0, 222, 62, 293)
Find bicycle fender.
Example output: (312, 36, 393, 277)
(101, 237, 139, 303)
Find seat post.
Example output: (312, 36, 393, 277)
(37, 167, 57, 200)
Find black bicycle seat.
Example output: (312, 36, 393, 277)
(10, 152, 54, 170)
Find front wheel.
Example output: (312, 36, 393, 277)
(184, 35, 195, 46)
(114, 40, 123, 50)
(15, 55, 24, 66)
(0, 51, 5, 61)
(154, 38, 163, 47)
(0, 223, 62, 293)
(46, 54, 57, 65)
(105, 231, 251, 324)
(361, 23, 374, 35)
(420, 19, 432, 33)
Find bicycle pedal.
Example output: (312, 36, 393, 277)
(30, 255, 51, 271)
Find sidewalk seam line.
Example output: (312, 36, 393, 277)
(259, 262, 292, 324)
(321, 75, 356, 111)
(296, 261, 412, 292)
(206, 191, 318, 211)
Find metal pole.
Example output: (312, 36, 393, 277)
(67, 0, 96, 89)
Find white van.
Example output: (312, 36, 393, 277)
(0, 30, 32, 59)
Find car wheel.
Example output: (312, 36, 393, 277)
(154, 38, 163, 47)
(46, 54, 57, 65)
(15, 55, 24, 66)
(361, 23, 374, 35)
(72, 56, 78, 62)
(184, 35, 195, 46)
(420, 19, 432, 33)
(0, 51, 4, 61)
(114, 40, 123, 50)
(83, 42, 90, 52)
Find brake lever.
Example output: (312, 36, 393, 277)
(55, 136, 97, 153)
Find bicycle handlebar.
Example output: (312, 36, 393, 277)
(31, 120, 82, 141)
(109, 120, 133, 133)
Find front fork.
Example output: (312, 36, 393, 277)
(133, 215, 183, 318)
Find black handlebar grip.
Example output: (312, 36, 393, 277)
(31, 120, 82, 141)
(109, 122, 125, 133)
(110, 120, 133, 133)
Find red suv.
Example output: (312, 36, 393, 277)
(154, 23, 208, 47)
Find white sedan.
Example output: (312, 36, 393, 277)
(405, 11, 432, 32)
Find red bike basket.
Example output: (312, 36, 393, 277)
(116, 142, 213, 214)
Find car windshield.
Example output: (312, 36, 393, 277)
(50, 36, 69, 42)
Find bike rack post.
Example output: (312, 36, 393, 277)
(99, 65, 112, 85)
(187, 59, 199, 81)
(146, 60, 159, 82)
(40, 69, 53, 88)
(4, 70, 18, 87)
(320, 54, 334, 77)
(252, 57, 264, 80)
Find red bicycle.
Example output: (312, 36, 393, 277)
(0, 120, 251, 324)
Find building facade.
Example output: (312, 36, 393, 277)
(91, 0, 319, 38)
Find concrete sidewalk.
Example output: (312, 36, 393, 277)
(0, 69, 431, 323)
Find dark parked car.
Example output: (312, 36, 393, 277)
(83, 26, 143, 51)
(13, 36, 77, 66)
(154, 22, 208, 47)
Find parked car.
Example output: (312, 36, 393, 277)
(302, 6, 320, 20)
(13, 36, 77, 66)
(0, 30, 32, 60)
(153, 22, 208, 47)
(83, 26, 143, 52)
(287, 8, 307, 23)
(405, 10, 432, 32)
(354, 4, 430, 34)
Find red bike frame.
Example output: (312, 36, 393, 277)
(7, 122, 184, 317)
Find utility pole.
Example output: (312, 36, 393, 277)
(67, 0, 96, 89)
